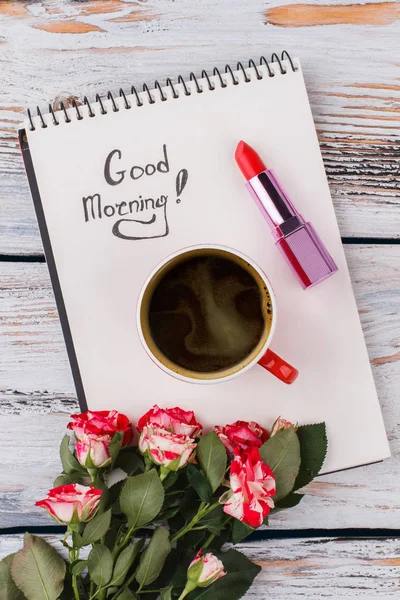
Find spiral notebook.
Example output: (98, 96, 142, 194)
(19, 53, 390, 473)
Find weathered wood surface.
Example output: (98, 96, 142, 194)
(1, 245, 399, 528)
(0, 0, 400, 255)
(0, 534, 399, 598)
(1, 3, 399, 597)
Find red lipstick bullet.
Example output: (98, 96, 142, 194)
(235, 141, 266, 180)
(235, 141, 338, 289)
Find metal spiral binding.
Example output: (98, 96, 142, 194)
(27, 51, 297, 131)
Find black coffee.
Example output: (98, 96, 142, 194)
(147, 254, 270, 373)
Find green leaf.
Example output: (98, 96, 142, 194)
(120, 470, 165, 528)
(104, 523, 121, 551)
(135, 527, 171, 588)
(72, 532, 83, 549)
(197, 431, 227, 493)
(190, 549, 261, 600)
(53, 472, 83, 487)
(178, 488, 198, 523)
(259, 427, 301, 502)
(91, 473, 109, 513)
(201, 505, 225, 535)
(0, 554, 26, 600)
(81, 509, 111, 546)
(108, 431, 124, 463)
(274, 492, 304, 512)
(110, 540, 144, 586)
(87, 544, 113, 587)
(293, 423, 328, 490)
(161, 587, 173, 600)
(10, 534, 66, 600)
(162, 470, 178, 490)
(118, 590, 137, 600)
(71, 560, 87, 576)
(115, 451, 144, 475)
(231, 519, 254, 544)
(59, 434, 84, 475)
(177, 530, 206, 551)
(187, 464, 212, 502)
(158, 506, 179, 521)
(207, 529, 230, 551)
(108, 480, 125, 507)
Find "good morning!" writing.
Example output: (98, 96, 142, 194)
(83, 144, 169, 221)
(80, 144, 188, 241)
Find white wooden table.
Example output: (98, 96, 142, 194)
(0, 1, 399, 597)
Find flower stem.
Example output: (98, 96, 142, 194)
(87, 467, 98, 483)
(68, 547, 80, 600)
(89, 586, 109, 600)
(159, 465, 170, 481)
(144, 456, 153, 472)
(116, 523, 136, 556)
(72, 576, 80, 600)
(170, 501, 220, 543)
(177, 581, 197, 600)
(63, 530, 69, 542)
(203, 532, 216, 548)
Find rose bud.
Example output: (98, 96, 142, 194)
(187, 550, 226, 586)
(139, 425, 196, 474)
(178, 550, 226, 599)
(215, 420, 268, 455)
(222, 447, 276, 527)
(35, 484, 101, 525)
(68, 410, 133, 468)
(271, 417, 297, 437)
(138, 405, 202, 438)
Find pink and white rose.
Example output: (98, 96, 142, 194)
(270, 417, 296, 437)
(67, 410, 133, 468)
(187, 550, 226, 587)
(215, 420, 268, 455)
(222, 446, 276, 528)
(138, 405, 202, 438)
(68, 410, 133, 443)
(75, 433, 113, 468)
(35, 484, 102, 524)
(139, 424, 196, 470)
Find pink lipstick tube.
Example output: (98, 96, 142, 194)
(246, 169, 338, 289)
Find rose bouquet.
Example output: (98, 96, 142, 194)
(1, 406, 327, 600)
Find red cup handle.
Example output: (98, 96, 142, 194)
(258, 349, 299, 384)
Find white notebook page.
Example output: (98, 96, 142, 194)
(23, 58, 390, 473)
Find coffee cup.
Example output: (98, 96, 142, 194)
(137, 245, 298, 384)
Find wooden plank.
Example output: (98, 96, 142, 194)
(0, 0, 399, 254)
(0, 246, 398, 528)
(266, 2, 400, 27)
(0, 534, 398, 597)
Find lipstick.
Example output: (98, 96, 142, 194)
(235, 141, 338, 289)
